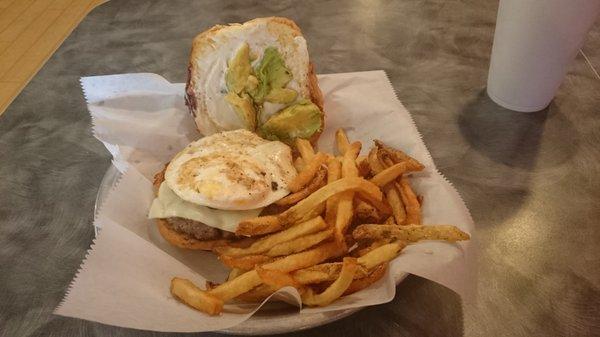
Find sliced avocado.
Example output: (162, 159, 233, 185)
(251, 47, 292, 103)
(258, 100, 322, 144)
(225, 92, 257, 130)
(265, 88, 297, 104)
(226, 43, 252, 94)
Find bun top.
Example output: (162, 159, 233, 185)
(185, 17, 324, 145)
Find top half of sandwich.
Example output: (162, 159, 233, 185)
(185, 17, 324, 145)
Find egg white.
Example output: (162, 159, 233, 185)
(164, 130, 297, 210)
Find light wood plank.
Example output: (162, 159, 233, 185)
(0, 0, 54, 42)
(0, 0, 18, 10)
(4, 0, 94, 82)
(0, 0, 36, 32)
(0, 81, 21, 114)
(0, 9, 63, 77)
(48, 0, 80, 11)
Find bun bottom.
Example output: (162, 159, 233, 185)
(157, 219, 229, 250)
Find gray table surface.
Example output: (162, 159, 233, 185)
(1, 0, 599, 336)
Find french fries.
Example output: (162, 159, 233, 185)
(170, 133, 471, 315)
(222, 216, 327, 256)
(301, 257, 358, 306)
(288, 152, 328, 192)
(171, 278, 224, 316)
(335, 128, 350, 155)
(352, 224, 470, 243)
(296, 138, 315, 162)
(266, 229, 333, 257)
(398, 177, 421, 225)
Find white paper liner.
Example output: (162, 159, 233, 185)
(55, 70, 475, 332)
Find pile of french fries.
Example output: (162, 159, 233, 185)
(170, 129, 470, 315)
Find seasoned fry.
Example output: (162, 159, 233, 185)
(171, 278, 224, 315)
(288, 152, 328, 192)
(224, 217, 328, 256)
(375, 140, 424, 170)
(296, 138, 315, 162)
(356, 155, 371, 177)
(370, 161, 423, 187)
(219, 254, 271, 270)
(335, 128, 351, 154)
(355, 200, 380, 222)
(334, 191, 354, 244)
(343, 263, 387, 295)
(301, 257, 358, 306)
(385, 185, 406, 225)
(398, 176, 421, 225)
(357, 241, 406, 270)
(353, 224, 471, 243)
(355, 192, 392, 217)
(384, 216, 396, 226)
(294, 157, 305, 172)
(292, 262, 369, 284)
(266, 230, 333, 257)
(276, 168, 327, 206)
(368, 147, 385, 174)
(354, 238, 393, 256)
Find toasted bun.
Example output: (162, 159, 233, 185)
(185, 17, 324, 145)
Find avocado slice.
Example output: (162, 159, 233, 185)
(226, 43, 252, 94)
(251, 47, 293, 103)
(258, 100, 322, 144)
(225, 92, 257, 130)
(265, 88, 298, 104)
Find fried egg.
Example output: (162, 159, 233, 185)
(164, 129, 297, 210)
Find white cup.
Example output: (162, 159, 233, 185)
(487, 0, 600, 112)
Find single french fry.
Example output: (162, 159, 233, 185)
(343, 263, 387, 295)
(228, 268, 245, 281)
(171, 278, 224, 315)
(296, 138, 315, 162)
(354, 200, 381, 222)
(236, 284, 278, 302)
(370, 161, 423, 187)
(236, 215, 282, 236)
(325, 158, 342, 226)
(288, 152, 328, 192)
(225, 217, 328, 256)
(208, 270, 263, 301)
(334, 191, 354, 244)
(335, 128, 351, 155)
(356, 155, 371, 177)
(385, 185, 406, 225)
(355, 192, 392, 218)
(219, 254, 271, 270)
(397, 176, 421, 225)
(375, 140, 424, 170)
(266, 230, 333, 257)
(368, 147, 385, 174)
(292, 262, 369, 284)
(276, 167, 326, 206)
(356, 241, 406, 270)
(342, 142, 361, 178)
(353, 224, 471, 243)
(301, 257, 358, 306)
(354, 238, 393, 256)
(294, 157, 305, 172)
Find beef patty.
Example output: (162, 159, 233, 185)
(164, 217, 236, 241)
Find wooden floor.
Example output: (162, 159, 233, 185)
(0, 0, 106, 116)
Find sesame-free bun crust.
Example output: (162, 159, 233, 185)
(185, 17, 324, 145)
